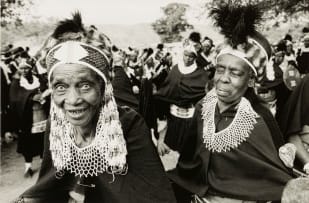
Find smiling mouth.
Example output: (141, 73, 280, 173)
(67, 109, 87, 118)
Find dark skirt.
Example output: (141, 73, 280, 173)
(165, 115, 193, 152)
(17, 132, 44, 159)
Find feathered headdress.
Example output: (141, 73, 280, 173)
(52, 11, 85, 41)
(210, 3, 271, 81)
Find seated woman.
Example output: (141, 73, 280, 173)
(15, 13, 176, 203)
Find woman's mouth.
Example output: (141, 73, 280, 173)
(216, 88, 229, 96)
(67, 109, 87, 118)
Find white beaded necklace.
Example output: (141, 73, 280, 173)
(201, 89, 259, 153)
(19, 75, 40, 90)
(49, 100, 128, 178)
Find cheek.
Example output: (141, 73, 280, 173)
(86, 89, 103, 107)
(52, 93, 65, 108)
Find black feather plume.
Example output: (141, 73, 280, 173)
(209, 3, 262, 48)
(52, 11, 85, 39)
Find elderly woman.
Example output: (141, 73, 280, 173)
(16, 13, 176, 203)
(168, 4, 293, 203)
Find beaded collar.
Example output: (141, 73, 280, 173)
(201, 89, 259, 153)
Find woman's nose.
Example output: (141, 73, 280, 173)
(219, 71, 230, 83)
(65, 88, 82, 105)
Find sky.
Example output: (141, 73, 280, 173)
(28, 0, 206, 25)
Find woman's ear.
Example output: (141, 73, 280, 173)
(248, 72, 255, 88)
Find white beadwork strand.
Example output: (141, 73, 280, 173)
(202, 89, 258, 153)
(49, 83, 127, 178)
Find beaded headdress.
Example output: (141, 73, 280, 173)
(45, 12, 127, 178)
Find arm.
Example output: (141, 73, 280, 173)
(288, 134, 309, 173)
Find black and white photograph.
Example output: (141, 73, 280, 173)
(1, 0, 309, 202)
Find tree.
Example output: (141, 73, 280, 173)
(203, 0, 308, 20)
(1, 0, 33, 27)
(152, 3, 193, 43)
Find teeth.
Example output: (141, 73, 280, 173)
(69, 109, 86, 114)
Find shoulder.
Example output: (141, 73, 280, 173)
(117, 106, 149, 137)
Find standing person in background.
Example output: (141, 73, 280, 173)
(16, 12, 176, 203)
(168, 3, 293, 202)
(155, 38, 209, 155)
(296, 33, 309, 74)
(9, 55, 50, 177)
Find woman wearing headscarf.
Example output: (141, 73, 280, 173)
(9, 54, 50, 177)
(15, 13, 176, 203)
(168, 3, 293, 203)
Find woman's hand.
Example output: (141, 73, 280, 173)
(279, 143, 296, 168)
(157, 140, 171, 156)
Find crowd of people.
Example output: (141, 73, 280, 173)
(1, 3, 309, 203)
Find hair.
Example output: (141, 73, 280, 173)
(157, 43, 164, 50)
(202, 36, 214, 46)
(284, 34, 293, 42)
(189, 32, 201, 43)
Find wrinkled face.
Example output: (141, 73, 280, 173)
(50, 64, 104, 128)
(183, 50, 196, 66)
(214, 54, 253, 105)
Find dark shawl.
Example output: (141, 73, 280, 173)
(279, 74, 309, 138)
(112, 66, 139, 112)
(168, 92, 293, 201)
(18, 106, 176, 203)
(155, 64, 209, 108)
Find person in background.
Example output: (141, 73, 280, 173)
(9, 54, 50, 178)
(296, 33, 309, 74)
(279, 74, 309, 175)
(168, 3, 293, 202)
(155, 37, 209, 155)
(16, 12, 176, 203)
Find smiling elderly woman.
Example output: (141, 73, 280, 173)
(16, 13, 176, 203)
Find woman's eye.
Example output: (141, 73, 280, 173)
(216, 67, 225, 73)
(231, 71, 242, 77)
(55, 85, 66, 91)
(81, 83, 91, 90)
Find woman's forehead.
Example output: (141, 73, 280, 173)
(217, 54, 249, 71)
(51, 64, 98, 81)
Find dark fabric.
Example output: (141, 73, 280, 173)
(19, 106, 176, 203)
(195, 54, 215, 80)
(259, 63, 291, 122)
(9, 77, 48, 156)
(296, 51, 309, 74)
(279, 74, 309, 139)
(155, 65, 209, 108)
(168, 95, 293, 201)
(112, 66, 139, 112)
(139, 78, 157, 130)
(1, 67, 13, 135)
(165, 115, 193, 152)
(196, 54, 211, 70)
